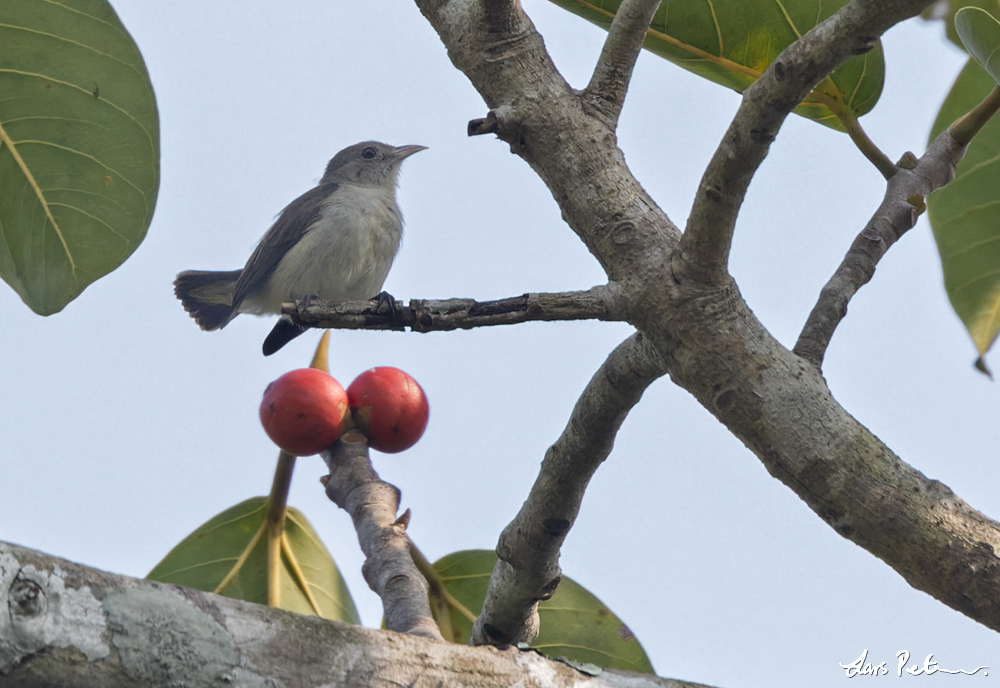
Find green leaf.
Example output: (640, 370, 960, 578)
(957, 6, 1000, 81)
(148, 497, 359, 623)
(927, 58, 1000, 362)
(433, 550, 654, 674)
(922, 0, 1000, 53)
(546, 0, 884, 130)
(0, 0, 159, 315)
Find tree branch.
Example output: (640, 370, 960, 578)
(677, 0, 935, 278)
(653, 283, 1000, 632)
(794, 79, 1000, 366)
(483, 0, 519, 35)
(793, 131, 967, 367)
(0, 541, 713, 688)
(415, 0, 682, 287)
(416, 0, 1000, 636)
(584, 0, 663, 128)
(472, 333, 667, 646)
(282, 285, 627, 332)
(321, 432, 442, 640)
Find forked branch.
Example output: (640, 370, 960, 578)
(795, 84, 1000, 367)
(416, 0, 1000, 641)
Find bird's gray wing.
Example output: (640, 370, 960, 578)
(230, 181, 339, 314)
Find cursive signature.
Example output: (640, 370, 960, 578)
(840, 650, 989, 678)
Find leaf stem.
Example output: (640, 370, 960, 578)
(265, 450, 296, 607)
(951, 84, 1000, 146)
(825, 98, 897, 179)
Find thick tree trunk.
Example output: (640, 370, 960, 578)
(0, 541, 712, 688)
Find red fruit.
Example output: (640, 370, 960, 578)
(260, 368, 350, 456)
(347, 367, 429, 453)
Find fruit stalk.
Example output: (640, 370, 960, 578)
(265, 450, 296, 607)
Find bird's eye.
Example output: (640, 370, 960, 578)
(361, 146, 377, 159)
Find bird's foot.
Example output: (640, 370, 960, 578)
(368, 291, 399, 317)
(295, 293, 321, 312)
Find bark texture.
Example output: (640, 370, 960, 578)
(0, 541, 711, 688)
(321, 432, 442, 641)
(472, 332, 666, 645)
(284, 285, 627, 332)
(412, 0, 1000, 639)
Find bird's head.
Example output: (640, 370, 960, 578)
(322, 141, 426, 187)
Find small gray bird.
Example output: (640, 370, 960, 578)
(174, 141, 425, 355)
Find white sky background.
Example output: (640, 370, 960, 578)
(2, 1, 998, 686)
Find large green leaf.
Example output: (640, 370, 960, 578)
(546, 0, 884, 130)
(433, 550, 654, 674)
(927, 59, 1000, 363)
(0, 0, 159, 315)
(921, 0, 1000, 52)
(148, 497, 359, 623)
(957, 6, 1000, 81)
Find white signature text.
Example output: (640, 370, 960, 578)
(841, 650, 988, 678)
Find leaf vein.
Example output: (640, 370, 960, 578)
(0, 122, 75, 279)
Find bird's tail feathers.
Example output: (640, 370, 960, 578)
(174, 269, 241, 331)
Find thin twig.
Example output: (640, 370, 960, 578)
(283, 285, 627, 333)
(795, 80, 1000, 366)
(468, 111, 498, 136)
(794, 131, 969, 367)
(584, 0, 663, 127)
(471, 332, 667, 646)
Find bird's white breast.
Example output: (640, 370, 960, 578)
(244, 185, 403, 313)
